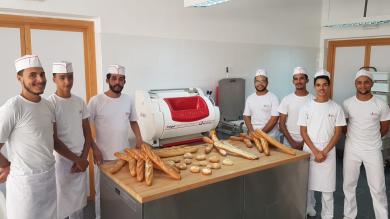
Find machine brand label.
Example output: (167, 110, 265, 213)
(165, 120, 213, 130)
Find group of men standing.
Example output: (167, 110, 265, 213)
(244, 67, 389, 219)
(0, 54, 143, 219)
(0, 53, 388, 219)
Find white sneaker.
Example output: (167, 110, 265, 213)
(306, 208, 316, 217)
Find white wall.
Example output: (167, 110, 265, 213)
(320, 0, 390, 67)
(0, 0, 321, 99)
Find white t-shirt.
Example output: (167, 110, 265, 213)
(343, 96, 390, 151)
(297, 99, 346, 144)
(278, 93, 314, 141)
(0, 95, 55, 175)
(243, 91, 279, 136)
(88, 93, 137, 160)
(48, 94, 89, 155)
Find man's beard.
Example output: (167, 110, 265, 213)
(23, 81, 45, 95)
(255, 86, 266, 92)
(109, 84, 124, 94)
(357, 90, 371, 95)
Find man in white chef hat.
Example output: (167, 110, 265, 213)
(48, 61, 91, 219)
(278, 67, 314, 149)
(298, 69, 346, 218)
(0, 55, 87, 219)
(243, 68, 280, 138)
(88, 64, 143, 218)
(342, 69, 389, 219)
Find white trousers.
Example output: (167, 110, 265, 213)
(307, 190, 334, 219)
(343, 148, 388, 219)
(94, 164, 101, 219)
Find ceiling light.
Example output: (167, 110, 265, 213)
(184, 0, 230, 7)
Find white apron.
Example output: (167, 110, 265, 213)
(55, 154, 87, 219)
(6, 166, 57, 219)
(303, 142, 336, 192)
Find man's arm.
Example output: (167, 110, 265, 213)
(279, 114, 303, 149)
(0, 143, 10, 183)
(262, 116, 279, 133)
(322, 126, 343, 157)
(300, 126, 325, 162)
(130, 121, 143, 148)
(53, 123, 89, 172)
(81, 119, 92, 160)
(380, 120, 390, 137)
(243, 115, 254, 133)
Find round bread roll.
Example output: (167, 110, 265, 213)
(211, 163, 221, 169)
(196, 154, 206, 161)
(166, 160, 175, 166)
(201, 167, 212, 175)
(206, 164, 212, 169)
(208, 155, 220, 163)
(172, 157, 182, 163)
(175, 163, 187, 170)
(190, 165, 200, 173)
(222, 158, 234, 166)
(183, 152, 193, 159)
(198, 160, 208, 166)
(184, 159, 192, 165)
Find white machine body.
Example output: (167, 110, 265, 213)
(135, 88, 220, 147)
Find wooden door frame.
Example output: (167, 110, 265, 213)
(0, 14, 97, 199)
(326, 38, 390, 97)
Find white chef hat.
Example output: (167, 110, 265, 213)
(355, 69, 373, 80)
(255, 68, 267, 77)
(15, 54, 42, 72)
(293, 66, 307, 76)
(314, 69, 331, 78)
(107, 64, 125, 76)
(52, 61, 73, 74)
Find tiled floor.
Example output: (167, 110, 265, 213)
(82, 154, 390, 219)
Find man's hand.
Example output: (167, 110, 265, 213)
(290, 140, 304, 150)
(313, 150, 326, 163)
(71, 158, 89, 173)
(135, 139, 143, 149)
(0, 165, 10, 183)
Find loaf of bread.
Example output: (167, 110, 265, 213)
(136, 159, 145, 182)
(155, 146, 198, 158)
(128, 157, 137, 177)
(145, 157, 153, 186)
(141, 143, 181, 180)
(109, 159, 126, 174)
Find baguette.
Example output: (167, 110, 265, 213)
(254, 129, 295, 155)
(202, 136, 214, 144)
(109, 159, 126, 174)
(205, 144, 213, 154)
(249, 132, 263, 152)
(136, 159, 145, 182)
(141, 143, 181, 180)
(239, 133, 253, 140)
(114, 152, 130, 161)
(128, 157, 137, 177)
(259, 137, 270, 156)
(145, 157, 153, 186)
(154, 146, 198, 158)
(243, 138, 254, 148)
(210, 130, 258, 160)
(229, 136, 244, 141)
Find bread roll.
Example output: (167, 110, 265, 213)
(109, 159, 127, 174)
(201, 168, 212, 175)
(190, 165, 200, 173)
